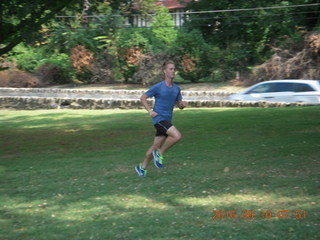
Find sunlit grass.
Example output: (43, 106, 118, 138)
(0, 107, 319, 240)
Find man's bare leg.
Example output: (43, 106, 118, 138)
(158, 126, 182, 156)
(141, 135, 166, 169)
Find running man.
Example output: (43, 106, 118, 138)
(135, 60, 186, 176)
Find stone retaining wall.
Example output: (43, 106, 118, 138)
(0, 87, 234, 100)
(0, 96, 311, 110)
(0, 87, 314, 109)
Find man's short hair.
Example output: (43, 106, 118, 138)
(161, 60, 175, 79)
(162, 60, 175, 71)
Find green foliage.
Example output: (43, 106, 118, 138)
(48, 8, 124, 53)
(9, 43, 74, 83)
(117, 6, 178, 53)
(150, 6, 177, 47)
(8, 44, 46, 72)
(48, 22, 100, 53)
(93, 29, 143, 83)
(170, 29, 210, 82)
(0, 0, 79, 55)
(172, 29, 206, 57)
(41, 54, 73, 84)
(205, 45, 254, 82)
(117, 28, 150, 49)
(47, 4, 127, 83)
(186, 0, 320, 66)
(3, 0, 320, 84)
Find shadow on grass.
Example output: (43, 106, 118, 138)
(1, 159, 318, 239)
(1, 107, 319, 239)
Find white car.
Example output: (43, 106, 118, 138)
(227, 80, 320, 104)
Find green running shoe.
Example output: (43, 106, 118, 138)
(153, 149, 164, 168)
(135, 164, 147, 176)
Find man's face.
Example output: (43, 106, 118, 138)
(163, 64, 175, 79)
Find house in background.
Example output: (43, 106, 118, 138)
(131, 0, 192, 27)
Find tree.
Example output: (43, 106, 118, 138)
(0, 0, 157, 56)
(151, 6, 177, 46)
(177, 0, 320, 82)
(185, 0, 320, 61)
(0, 0, 81, 56)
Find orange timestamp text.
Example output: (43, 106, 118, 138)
(212, 210, 307, 220)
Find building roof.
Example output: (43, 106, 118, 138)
(156, 0, 192, 10)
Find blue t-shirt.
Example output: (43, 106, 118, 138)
(145, 81, 182, 124)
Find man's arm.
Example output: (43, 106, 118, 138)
(140, 93, 158, 117)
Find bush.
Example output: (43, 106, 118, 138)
(118, 28, 151, 50)
(91, 49, 124, 83)
(9, 44, 47, 72)
(150, 6, 177, 49)
(8, 44, 75, 84)
(0, 70, 39, 88)
(171, 30, 210, 82)
(250, 31, 320, 82)
(116, 28, 151, 82)
(113, 7, 178, 83)
(34, 63, 70, 85)
(133, 53, 174, 85)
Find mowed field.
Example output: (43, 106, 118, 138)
(1, 107, 319, 240)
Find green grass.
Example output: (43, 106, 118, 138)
(0, 107, 319, 240)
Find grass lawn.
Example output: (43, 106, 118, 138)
(0, 107, 319, 240)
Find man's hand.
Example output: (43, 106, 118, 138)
(178, 101, 187, 109)
(149, 111, 158, 118)
(140, 93, 157, 117)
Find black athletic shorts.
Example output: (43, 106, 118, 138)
(154, 120, 172, 137)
